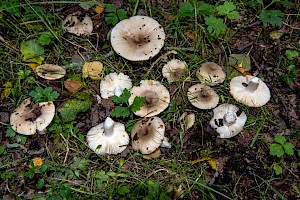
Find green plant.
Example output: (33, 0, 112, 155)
(273, 163, 282, 175)
(111, 88, 145, 118)
(20, 39, 45, 64)
(204, 16, 227, 37)
(216, 1, 240, 20)
(270, 134, 294, 157)
(285, 50, 299, 60)
(29, 86, 60, 103)
(6, 125, 27, 144)
(280, 50, 299, 85)
(104, 4, 127, 25)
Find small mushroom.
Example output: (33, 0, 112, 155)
(230, 75, 271, 107)
(187, 84, 219, 109)
(196, 62, 226, 86)
(10, 98, 55, 135)
(131, 117, 165, 154)
(36, 64, 66, 80)
(162, 59, 187, 83)
(110, 15, 165, 61)
(128, 80, 170, 117)
(209, 104, 247, 138)
(86, 117, 129, 155)
(62, 12, 93, 36)
(100, 72, 132, 99)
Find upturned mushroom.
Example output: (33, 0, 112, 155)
(196, 62, 226, 86)
(162, 59, 187, 83)
(229, 75, 271, 107)
(131, 117, 165, 154)
(10, 98, 55, 135)
(86, 117, 129, 155)
(62, 12, 93, 36)
(187, 83, 219, 109)
(110, 15, 165, 61)
(36, 64, 66, 80)
(128, 80, 170, 117)
(100, 72, 132, 99)
(210, 104, 247, 138)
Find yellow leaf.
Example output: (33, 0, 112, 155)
(207, 158, 218, 170)
(30, 157, 43, 168)
(95, 5, 105, 14)
(190, 156, 210, 164)
(26, 63, 39, 71)
(143, 148, 161, 159)
(82, 61, 103, 80)
(1, 82, 13, 99)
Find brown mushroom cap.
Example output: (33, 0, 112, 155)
(62, 12, 93, 36)
(131, 117, 165, 154)
(162, 59, 187, 83)
(110, 15, 165, 61)
(196, 62, 226, 86)
(36, 64, 66, 80)
(187, 83, 219, 109)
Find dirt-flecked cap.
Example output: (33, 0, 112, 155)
(162, 59, 187, 83)
(196, 62, 226, 86)
(62, 12, 93, 36)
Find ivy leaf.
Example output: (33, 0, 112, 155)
(259, 10, 284, 26)
(283, 142, 294, 155)
(112, 88, 131, 104)
(112, 106, 130, 118)
(20, 39, 44, 64)
(217, 2, 239, 19)
(29, 87, 60, 103)
(270, 143, 284, 157)
(105, 4, 117, 12)
(205, 15, 227, 37)
(116, 9, 127, 20)
(130, 96, 145, 112)
(274, 134, 286, 145)
(105, 13, 118, 25)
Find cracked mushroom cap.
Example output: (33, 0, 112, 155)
(10, 98, 55, 135)
(86, 117, 129, 155)
(131, 117, 165, 154)
(100, 72, 132, 99)
(196, 62, 226, 86)
(187, 84, 219, 109)
(162, 59, 187, 83)
(62, 12, 93, 36)
(110, 15, 165, 61)
(229, 75, 271, 107)
(128, 80, 170, 117)
(210, 104, 247, 138)
(36, 64, 66, 80)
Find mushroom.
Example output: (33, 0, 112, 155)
(162, 59, 187, 83)
(36, 64, 66, 80)
(187, 83, 219, 109)
(131, 117, 165, 154)
(100, 72, 132, 99)
(196, 62, 226, 86)
(86, 117, 129, 155)
(62, 12, 93, 36)
(128, 80, 170, 117)
(110, 15, 165, 61)
(10, 98, 55, 135)
(229, 75, 271, 107)
(210, 104, 247, 138)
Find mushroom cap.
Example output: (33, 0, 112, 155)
(229, 75, 271, 107)
(36, 64, 66, 80)
(162, 59, 187, 83)
(10, 98, 55, 135)
(131, 117, 165, 154)
(86, 117, 129, 155)
(187, 84, 219, 109)
(128, 80, 170, 117)
(100, 72, 132, 99)
(110, 15, 165, 61)
(196, 62, 226, 86)
(210, 103, 247, 138)
(62, 13, 93, 36)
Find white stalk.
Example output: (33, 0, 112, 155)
(104, 117, 114, 137)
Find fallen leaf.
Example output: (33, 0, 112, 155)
(64, 78, 82, 93)
(30, 157, 43, 168)
(270, 30, 285, 40)
(228, 54, 251, 76)
(95, 5, 105, 14)
(191, 156, 218, 170)
(1, 82, 13, 99)
(26, 63, 39, 71)
(143, 148, 161, 159)
(184, 30, 194, 40)
(82, 61, 103, 80)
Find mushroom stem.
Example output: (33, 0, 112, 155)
(223, 112, 237, 125)
(114, 86, 122, 97)
(246, 77, 259, 91)
(103, 117, 115, 137)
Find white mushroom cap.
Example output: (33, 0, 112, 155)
(100, 72, 132, 99)
(10, 98, 55, 135)
(36, 64, 66, 80)
(162, 59, 187, 83)
(187, 84, 219, 109)
(86, 117, 129, 155)
(210, 104, 247, 138)
(111, 15, 165, 61)
(131, 117, 165, 154)
(128, 80, 170, 117)
(62, 13, 93, 36)
(196, 62, 226, 86)
(229, 75, 271, 107)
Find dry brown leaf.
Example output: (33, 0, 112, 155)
(143, 148, 161, 159)
(82, 61, 103, 80)
(184, 30, 194, 40)
(26, 63, 39, 71)
(95, 5, 105, 14)
(64, 78, 82, 93)
(232, 63, 251, 76)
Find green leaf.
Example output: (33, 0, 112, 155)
(117, 184, 130, 195)
(71, 157, 90, 172)
(259, 10, 284, 26)
(6, 126, 16, 137)
(197, 2, 215, 16)
(38, 179, 45, 189)
(25, 169, 35, 179)
(227, 11, 240, 19)
(285, 50, 299, 60)
(283, 142, 294, 155)
(273, 163, 282, 175)
(130, 96, 145, 112)
(228, 54, 251, 71)
(105, 13, 118, 25)
(105, 4, 117, 13)
(38, 31, 54, 45)
(20, 39, 44, 64)
(15, 135, 27, 144)
(40, 160, 50, 173)
(274, 134, 286, 145)
(178, 2, 194, 18)
(112, 88, 131, 104)
(116, 9, 127, 20)
(205, 16, 227, 37)
(106, 171, 117, 177)
(0, 146, 5, 155)
(217, 2, 236, 15)
(0, 0, 21, 17)
(29, 87, 60, 103)
(270, 143, 284, 157)
(94, 170, 110, 182)
(112, 106, 130, 118)
(298, 150, 300, 158)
